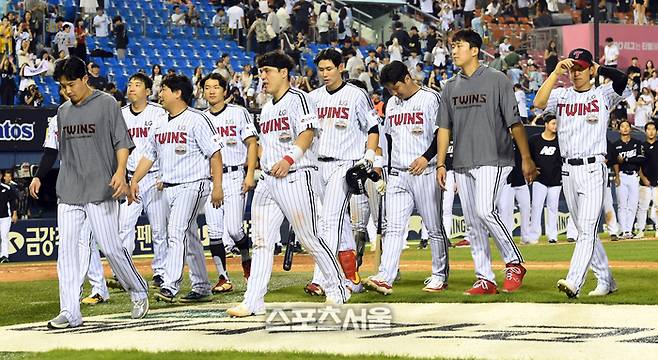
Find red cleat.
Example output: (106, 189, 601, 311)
(242, 259, 251, 280)
(453, 239, 471, 247)
(464, 279, 498, 295)
(502, 263, 527, 293)
(304, 282, 324, 296)
(212, 276, 233, 294)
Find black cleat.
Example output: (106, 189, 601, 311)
(567, 238, 576, 243)
(154, 288, 175, 303)
(548, 239, 558, 244)
(180, 291, 212, 303)
(151, 275, 164, 289)
(417, 239, 428, 249)
(610, 234, 619, 241)
(274, 243, 282, 256)
(0, 256, 8, 263)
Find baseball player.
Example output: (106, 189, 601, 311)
(437, 30, 535, 295)
(129, 74, 224, 303)
(635, 122, 658, 238)
(306, 49, 380, 295)
(499, 143, 533, 244)
(365, 60, 450, 295)
(612, 119, 645, 239)
(534, 48, 629, 297)
(202, 72, 258, 293)
(227, 51, 349, 317)
(29, 56, 149, 329)
(528, 114, 563, 244)
(0, 173, 18, 263)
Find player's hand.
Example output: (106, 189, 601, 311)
(374, 178, 386, 195)
(271, 159, 292, 178)
(128, 182, 141, 205)
(614, 175, 621, 187)
(436, 166, 447, 190)
(355, 157, 374, 173)
(374, 167, 383, 177)
(642, 177, 651, 186)
(156, 181, 164, 191)
(29, 177, 41, 199)
(110, 171, 128, 199)
(253, 169, 264, 183)
(522, 158, 538, 184)
(211, 185, 224, 208)
(242, 175, 256, 194)
(553, 58, 574, 76)
(11, 213, 18, 224)
(409, 156, 429, 175)
(617, 155, 625, 164)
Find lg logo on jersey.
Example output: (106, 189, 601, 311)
(0, 120, 34, 141)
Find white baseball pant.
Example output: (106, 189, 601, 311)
(57, 200, 148, 326)
(350, 173, 387, 234)
(567, 182, 621, 239)
(242, 169, 349, 313)
(377, 168, 449, 285)
(499, 184, 532, 244)
(121, 173, 168, 277)
(616, 172, 640, 234)
(562, 160, 614, 294)
(636, 185, 658, 233)
(78, 220, 110, 300)
(442, 170, 457, 238)
(161, 180, 211, 296)
(529, 183, 562, 242)
(456, 166, 524, 284)
(0, 217, 10, 258)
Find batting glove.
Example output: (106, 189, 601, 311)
(355, 149, 376, 172)
(374, 179, 386, 195)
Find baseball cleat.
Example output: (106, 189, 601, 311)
(502, 263, 527, 293)
(348, 280, 365, 294)
(557, 279, 579, 298)
(609, 234, 619, 241)
(131, 297, 149, 319)
(453, 239, 471, 247)
(548, 239, 558, 244)
(464, 279, 498, 295)
(423, 276, 448, 292)
(273, 243, 283, 256)
(304, 282, 324, 296)
(567, 238, 576, 243)
(81, 293, 105, 305)
(623, 232, 634, 239)
(241, 259, 251, 280)
(417, 239, 428, 249)
(151, 275, 164, 289)
(0, 256, 8, 263)
(180, 291, 213, 303)
(47, 313, 73, 329)
(106, 276, 124, 291)
(588, 279, 618, 297)
(154, 288, 176, 303)
(212, 276, 234, 294)
(226, 303, 266, 318)
(633, 231, 645, 239)
(364, 275, 393, 295)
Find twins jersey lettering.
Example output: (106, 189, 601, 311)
(257, 88, 319, 171)
(383, 87, 440, 169)
(310, 82, 380, 160)
(122, 102, 168, 173)
(544, 83, 631, 158)
(142, 107, 222, 184)
(204, 103, 258, 166)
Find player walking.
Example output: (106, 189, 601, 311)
(534, 48, 628, 297)
(129, 74, 224, 303)
(227, 52, 349, 317)
(635, 122, 658, 238)
(29, 57, 149, 328)
(202, 73, 258, 293)
(436, 30, 535, 295)
(528, 114, 563, 244)
(307, 49, 380, 295)
(499, 144, 533, 244)
(612, 120, 645, 239)
(365, 60, 450, 295)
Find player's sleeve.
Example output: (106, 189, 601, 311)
(437, 85, 451, 129)
(292, 92, 319, 136)
(498, 73, 521, 127)
(141, 125, 159, 163)
(240, 108, 258, 141)
(108, 99, 135, 152)
(543, 87, 564, 115)
(600, 82, 632, 109)
(43, 116, 59, 150)
(196, 114, 224, 158)
(430, 91, 441, 132)
(355, 88, 380, 131)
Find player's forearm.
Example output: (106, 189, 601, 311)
(436, 128, 450, 166)
(510, 123, 532, 160)
(210, 151, 223, 186)
(132, 157, 154, 184)
(245, 138, 258, 176)
(114, 148, 130, 175)
(534, 72, 559, 109)
(613, 164, 621, 177)
(293, 129, 314, 152)
(366, 132, 379, 152)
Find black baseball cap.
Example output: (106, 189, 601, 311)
(568, 48, 593, 69)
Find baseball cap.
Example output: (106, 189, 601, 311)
(568, 48, 593, 69)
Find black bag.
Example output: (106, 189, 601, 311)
(90, 48, 114, 58)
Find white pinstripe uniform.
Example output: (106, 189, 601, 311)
(141, 107, 222, 296)
(240, 87, 349, 314)
(308, 82, 380, 287)
(44, 116, 110, 301)
(545, 82, 630, 294)
(203, 104, 258, 278)
(442, 141, 457, 238)
(375, 87, 450, 286)
(54, 91, 148, 327)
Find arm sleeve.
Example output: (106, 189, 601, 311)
(422, 129, 439, 161)
(240, 108, 258, 141)
(35, 148, 59, 179)
(197, 115, 224, 158)
(599, 66, 629, 96)
(499, 73, 521, 127)
(109, 99, 135, 152)
(437, 85, 451, 129)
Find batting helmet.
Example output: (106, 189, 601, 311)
(345, 164, 382, 195)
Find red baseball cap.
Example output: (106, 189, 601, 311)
(568, 48, 594, 69)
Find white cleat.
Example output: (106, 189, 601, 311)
(422, 276, 448, 292)
(633, 231, 645, 239)
(226, 303, 265, 318)
(588, 280, 618, 297)
(557, 279, 579, 299)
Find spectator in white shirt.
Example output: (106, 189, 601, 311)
(601, 37, 620, 68)
(486, 0, 501, 16)
(514, 83, 529, 122)
(498, 37, 511, 57)
(227, 3, 245, 31)
(432, 40, 449, 70)
(171, 6, 186, 26)
(93, 7, 110, 37)
(388, 37, 403, 62)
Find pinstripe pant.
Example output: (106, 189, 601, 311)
(636, 185, 658, 232)
(442, 170, 456, 238)
(569, 184, 621, 238)
(499, 184, 532, 244)
(562, 161, 614, 293)
(350, 171, 388, 234)
(57, 201, 148, 326)
(78, 220, 110, 300)
(0, 217, 10, 258)
(162, 180, 211, 296)
(204, 169, 246, 244)
(378, 168, 449, 285)
(456, 166, 523, 284)
(243, 169, 349, 313)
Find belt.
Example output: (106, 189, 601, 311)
(223, 165, 242, 173)
(622, 170, 638, 176)
(127, 170, 156, 175)
(264, 165, 318, 176)
(562, 157, 597, 166)
(162, 179, 209, 188)
(318, 157, 337, 162)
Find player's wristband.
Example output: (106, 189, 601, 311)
(373, 155, 384, 168)
(364, 149, 376, 163)
(437, 164, 446, 169)
(283, 145, 304, 165)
